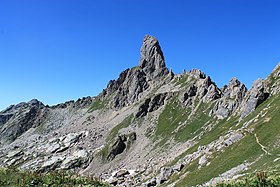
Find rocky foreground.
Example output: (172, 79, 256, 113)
(1, 35, 280, 186)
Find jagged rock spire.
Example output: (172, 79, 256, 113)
(103, 35, 171, 109)
(139, 35, 169, 80)
(212, 77, 247, 120)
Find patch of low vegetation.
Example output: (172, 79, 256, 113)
(175, 102, 214, 142)
(177, 75, 188, 87)
(88, 98, 108, 112)
(154, 98, 191, 145)
(215, 171, 280, 187)
(184, 115, 239, 155)
(170, 94, 280, 186)
(173, 74, 196, 88)
(171, 94, 279, 169)
(0, 168, 110, 187)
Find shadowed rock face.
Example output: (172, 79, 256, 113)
(107, 137, 126, 161)
(107, 133, 136, 161)
(0, 99, 47, 144)
(136, 92, 170, 118)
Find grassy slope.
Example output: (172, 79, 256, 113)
(155, 84, 280, 186)
(215, 172, 280, 187)
(88, 99, 105, 112)
(154, 98, 191, 145)
(0, 168, 110, 187)
(154, 94, 214, 146)
(167, 94, 280, 186)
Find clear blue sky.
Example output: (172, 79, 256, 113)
(0, 0, 280, 110)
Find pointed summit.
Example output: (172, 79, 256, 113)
(139, 35, 169, 80)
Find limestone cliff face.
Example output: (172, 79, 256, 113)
(0, 35, 280, 187)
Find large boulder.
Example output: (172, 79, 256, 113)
(107, 133, 137, 161)
(41, 156, 64, 171)
(60, 150, 89, 169)
(156, 167, 173, 184)
(107, 136, 127, 161)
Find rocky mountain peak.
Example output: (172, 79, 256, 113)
(139, 35, 169, 80)
(228, 77, 240, 87)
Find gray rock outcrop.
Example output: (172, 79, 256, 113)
(60, 149, 89, 169)
(112, 68, 149, 109)
(156, 167, 173, 184)
(240, 78, 269, 119)
(180, 73, 221, 105)
(45, 132, 84, 154)
(107, 136, 127, 161)
(107, 132, 136, 161)
(187, 69, 206, 79)
(180, 84, 197, 106)
(213, 78, 247, 119)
